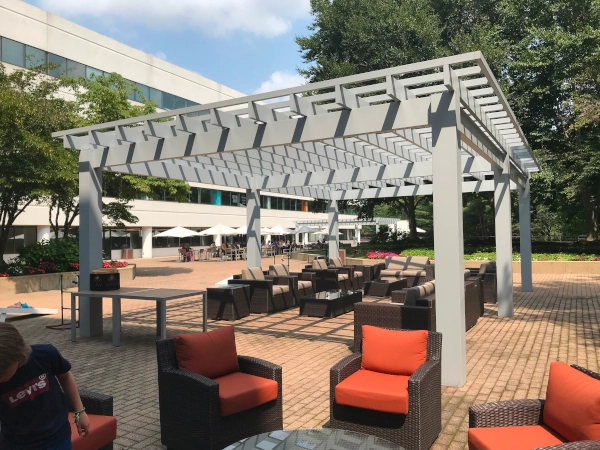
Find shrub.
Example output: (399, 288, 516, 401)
(366, 251, 401, 259)
(18, 239, 79, 272)
(102, 260, 128, 269)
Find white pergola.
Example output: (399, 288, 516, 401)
(53, 51, 539, 387)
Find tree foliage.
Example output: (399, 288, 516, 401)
(297, 0, 600, 241)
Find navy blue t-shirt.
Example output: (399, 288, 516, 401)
(0, 344, 72, 450)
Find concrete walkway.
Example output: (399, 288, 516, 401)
(4, 257, 599, 449)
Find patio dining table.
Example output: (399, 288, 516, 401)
(70, 287, 206, 346)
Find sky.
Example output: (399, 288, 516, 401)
(23, 0, 314, 95)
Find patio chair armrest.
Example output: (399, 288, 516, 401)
(238, 356, 282, 385)
(290, 271, 316, 285)
(409, 359, 441, 392)
(330, 353, 362, 387)
(469, 399, 544, 428)
(158, 368, 220, 427)
(538, 442, 600, 450)
(425, 264, 435, 278)
(332, 266, 353, 278)
(373, 262, 386, 278)
(265, 275, 296, 291)
(353, 265, 373, 281)
(228, 279, 272, 290)
(78, 389, 113, 416)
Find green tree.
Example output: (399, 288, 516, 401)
(47, 72, 191, 238)
(0, 64, 76, 257)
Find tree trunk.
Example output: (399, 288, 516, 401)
(584, 190, 597, 241)
(404, 197, 419, 239)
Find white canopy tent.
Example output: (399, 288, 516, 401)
(198, 224, 237, 237)
(55, 52, 539, 387)
(264, 225, 295, 235)
(232, 226, 270, 235)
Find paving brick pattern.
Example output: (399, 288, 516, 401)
(4, 258, 599, 449)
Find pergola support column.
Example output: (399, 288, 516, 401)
(142, 226, 153, 259)
(431, 92, 466, 387)
(328, 200, 339, 259)
(246, 188, 262, 268)
(78, 162, 104, 337)
(494, 161, 514, 316)
(519, 181, 533, 292)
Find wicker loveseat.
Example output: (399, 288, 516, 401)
(228, 267, 294, 313)
(331, 327, 442, 450)
(376, 256, 434, 287)
(328, 257, 366, 289)
(156, 327, 283, 450)
(468, 261, 497, 304)
(469, 363, 600, 449)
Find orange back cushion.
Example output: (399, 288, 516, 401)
(543, 362, 600, 441)
(361, 326, 428, 376)
(174, 326, 239, 379)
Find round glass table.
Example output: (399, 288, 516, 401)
(223, 428, 406, 450)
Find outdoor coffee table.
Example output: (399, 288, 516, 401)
(206, 284, 250, 320)
(299, 289, 362, 318)
(224, 428, 405, 449)
(70, 287, 206, 346)
(364, 277, 408, 297)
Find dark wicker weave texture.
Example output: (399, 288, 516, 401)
(364, 278, 408, 297)
(227, 276, 293, 314)
(207, 285, 251, 320)
(300, 290, 362, 318)
(468, 365, 600, 449)
(156, 339, 283, 450)
(303, 268, 352, 292)
(331, 332, 442, 450)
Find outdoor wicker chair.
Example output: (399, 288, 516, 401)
(376, 256, 435, 287)
(303, 259, 352, 292)
(228, 267, 294, 312)
(156, 327, 283, 450)
(329, 257, 365, 289)
(331, 327, 442, 450)
(468, 363, 600, 449)
(0, 389, 117, 450)
(468, 261, 497, 304)
(268, 264, 316, 304)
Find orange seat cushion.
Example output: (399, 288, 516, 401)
(468, 425, 565, 450)
(174, 326, 239, 379)
(213, 371, 278, 417)
(361, 326, 428, 376)
(543, 362, 600, 441)
(70, 413, 117, 450)
(335, 369, 410, 414)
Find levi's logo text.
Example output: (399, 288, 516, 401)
(2, 374, 49, 408)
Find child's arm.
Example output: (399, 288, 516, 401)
(56, 371, 90, 437)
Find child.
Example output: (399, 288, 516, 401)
(0, 323, 89, 450)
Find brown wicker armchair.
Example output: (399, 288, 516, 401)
(328, 257, 365, 289)
(303, 259, 352, 292)
(156, 328, 283, 450)
(469, 364, 600, 450)
(331, 328, 442, 450)
(268, 264, 316, 305)
(468, 261, 497, 304)
(228, 267, 294, 312)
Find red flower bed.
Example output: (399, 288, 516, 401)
(102, 260, 129, 269)
(366, 251, 403, 259)
(0, 273, 8, 277)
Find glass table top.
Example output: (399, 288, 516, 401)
(310, 290, 361, 300)
(206, 284, 249, 289)
(224, 428, 405, 450)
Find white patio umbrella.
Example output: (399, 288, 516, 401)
(293, 225, 321, 234)
(265, 225, 295, 235)
(198, 224, 237, 236)
(153, 226, 201, 238)
(233, 226, 270, 235)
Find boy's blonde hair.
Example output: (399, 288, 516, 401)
(0, 323, 31, 372)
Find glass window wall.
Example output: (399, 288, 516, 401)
(25, 45, 46, 68)
(2, 38, 25, 67)
(47, 53, 66, 77)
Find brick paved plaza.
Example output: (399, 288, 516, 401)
(3, 258, 599, 449)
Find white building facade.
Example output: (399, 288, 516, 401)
(0, 0, 359, 261)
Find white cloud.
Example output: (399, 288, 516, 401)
(254, 71, 306, 94)
(154, 50, 167, 60)
(38, 0, 310, 38)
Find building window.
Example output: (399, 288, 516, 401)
(25, 45, 46, 68)
(163, 92, 186, 110)
(66, 59, 86, 78)
(200, 189, 211, 204)
(149, 88, 163, 108)
(47, 53, 66, 77)
(4, 226, 37, 254)
(211, 190, 222, 205)
(2, 38, 25, 67)
(134, 83, 150, 103)
(221, 191, 231, 206)
(86, 66, 103, 79)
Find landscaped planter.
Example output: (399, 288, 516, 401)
(0, 264, 136, 295)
